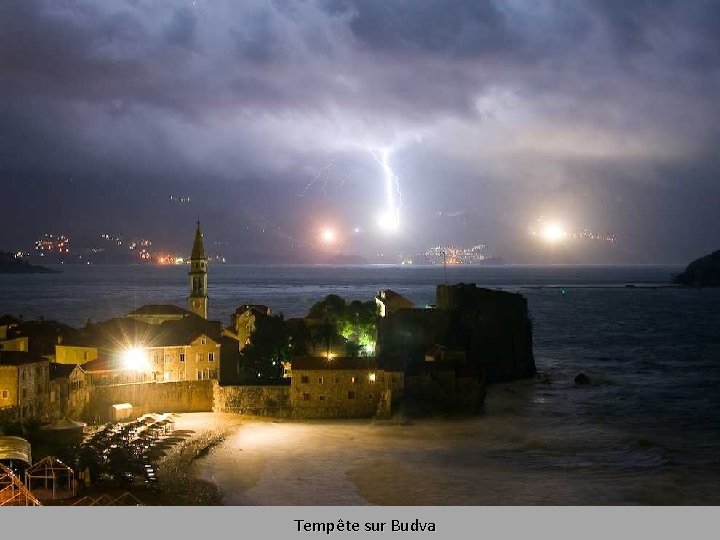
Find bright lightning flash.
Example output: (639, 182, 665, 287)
(320, 228, 336, 244)
(374, 149, 401, 233)
(541, 222, 568, 243)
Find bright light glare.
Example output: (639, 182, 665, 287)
(376, 210, 399, 233)
(541, 223, 568, 243)
(375, 149, 401, 233)
(320, 228, 336, 243)
(121, 347, 148, 371)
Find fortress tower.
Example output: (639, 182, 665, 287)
(188, 221, 208, 319)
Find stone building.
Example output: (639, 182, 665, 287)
(0, 335, 28, 353)
(56, 311, 224, 385)
(436, 283, 536, 382)
(0, 351, 50, 420)
(377, 283, 535, 383)
(290, 356, 404, 418)
(54, 343, 98, 365)
(225, 305, 272, 350)
(55, 317, 151, 366)
(147, 315, 223, 382)
(74, 315, 223, 384)
(3, 318, 79, 360)
(375, 289, 414, 318)
(49, 363, 88, 418)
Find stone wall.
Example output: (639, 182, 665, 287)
(213, 384, 291, 417)
(404, 372, 485, 415)
(79, 380, 214, 423)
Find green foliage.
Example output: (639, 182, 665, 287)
(240, 314, 289, 381)
(306, 295, 377, 356)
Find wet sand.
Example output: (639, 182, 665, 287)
(192, 385, 720, 505)
(155, 413, 244, 505)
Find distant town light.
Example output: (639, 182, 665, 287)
(120, 347, 148, 371)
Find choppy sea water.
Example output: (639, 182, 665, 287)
(2, 264, 720, 504)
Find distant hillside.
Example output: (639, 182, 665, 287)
(674, 249, 720, 286)
(0, 251, 57, 274)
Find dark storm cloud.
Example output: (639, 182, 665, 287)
(1, 0, 719, 262)
(327, 0, 518, 56)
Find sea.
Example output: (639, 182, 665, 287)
(2, 264, 719, 504)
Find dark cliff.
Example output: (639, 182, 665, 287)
(674, 249, 720, 286)
(0, 252, 57, 274)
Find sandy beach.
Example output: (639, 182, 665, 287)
(188, 380, 720, 506)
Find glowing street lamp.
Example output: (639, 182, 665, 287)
(120, 347, 148, 371)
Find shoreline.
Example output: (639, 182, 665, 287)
(156, 413, 245, 506)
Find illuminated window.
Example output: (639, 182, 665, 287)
(350, 376, 357, 384)
(300, 375, 309, 384)
(303, 393, 311, 401)
(368, 372, 376, 382)
(347, 391, 356, 400)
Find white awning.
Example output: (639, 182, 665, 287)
(0, 436, 31, 464)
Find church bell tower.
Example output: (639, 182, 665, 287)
(188, 221, 208, 319)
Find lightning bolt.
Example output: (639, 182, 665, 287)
(299, 160, 356, 199)
(372, 148, 402, 232)
(299, 160, 335, 199)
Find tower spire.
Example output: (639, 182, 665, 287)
(188, 222, 208, 319)
(191, 221, 206, 260)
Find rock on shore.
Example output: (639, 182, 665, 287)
(674, 249, 720, 286)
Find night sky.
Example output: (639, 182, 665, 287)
(2, 0, 719, 263)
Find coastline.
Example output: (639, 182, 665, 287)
(156, 413, 244, 506)
(184, 380, 720, 506)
